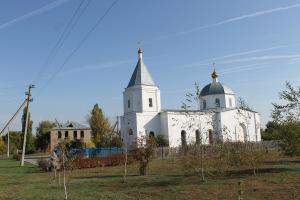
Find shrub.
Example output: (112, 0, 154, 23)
(69, 154, 135, 169)
(13, 154, 21, 161)
(38, 159, 51, 171)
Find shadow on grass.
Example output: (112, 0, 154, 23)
(73, 174, 139, 180)
(265, 160, 300, 165)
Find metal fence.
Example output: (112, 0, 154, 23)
(55, 147, 124, 158)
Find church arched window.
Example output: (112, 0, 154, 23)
(127, 100, 130, 108)
(215, 98, 220, 108)
(229, 98, 232, 107)
(195, 130, 201, 144)
(203, 100, 206, 109)
(208, 129, 213, 144)
(181, 130, 187, 147)
(149, 131, 155, 138)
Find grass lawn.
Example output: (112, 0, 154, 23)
(0, 157, 300, 200)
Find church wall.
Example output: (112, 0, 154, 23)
(201, 94, 226, 109)
(224, 94, 236, 108)
(163, 111, 213, 147)
(121, 113, 138, 148)
(123, 87, 143, 114)
(140, 85, 161, 112)
(136, 112, 162, 138)
(219, 109, 261, 142)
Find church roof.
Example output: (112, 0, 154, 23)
(200, 67, 234, 96)
(200, 82, 234, 96)
(127, 48, 155, 88)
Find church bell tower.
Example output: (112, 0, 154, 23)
(123, 48, 161, 114)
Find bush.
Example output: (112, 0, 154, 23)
(278, 122, 300, 156)
(13, 154, 21, 161)
(69, 154, 135, 169)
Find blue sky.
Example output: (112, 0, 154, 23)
(0, 0, 300, 131)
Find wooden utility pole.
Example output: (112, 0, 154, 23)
(7, 127, 10, 158)
(21, 84, 34, 167)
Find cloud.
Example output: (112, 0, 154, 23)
(0, 0, 71, 30)
(152, 3, 300, 41)
(220, 62, 273, 74)
(58, 59, 134, 76)
(218, 54, 300, 65)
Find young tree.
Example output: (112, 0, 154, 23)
(88, 104, 111, 147)
(135, 136, 157, 176)
(35, 121, 56, 152)
(181, 82, 214, 182)
(21, 107, 35, 153)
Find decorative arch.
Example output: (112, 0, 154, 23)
(236, 123, 247, 142)
(181, 130, 187, 147)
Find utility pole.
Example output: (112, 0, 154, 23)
(7, 127, 10, 158)
(21, 84, 34, 167)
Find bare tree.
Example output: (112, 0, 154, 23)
(180, 83, 215, 182)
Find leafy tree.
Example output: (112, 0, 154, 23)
(272, 82, 300, 123)
(135, 136, 157, 175)
(271, 82, 300, 156)
(0, 137, 7, 157)
(88, 104, 111, 147)
(69, 139, 84, 149)
(261, 121, 280, 140)
(35, 121, 56, 151)
(277, 122, 300, 156)
(21, 107, 35, 153)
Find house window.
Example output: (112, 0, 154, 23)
(65, 131, 68, 138)
(58, 131, 61, 139)
(229, 98, 232, 107)
(128, 100, 130, 108)
(203, 100, 206, 109)
(215, 98, 220, 108)
(149, 98, 153, 107)
(73, 131, 77, 139)
(195, 130, 201, 144)
(80, 131, 84, 138)
(128, 128, 133, 135)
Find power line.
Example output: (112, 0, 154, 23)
(33, 0, 91, 84)
(36, 0, 119, 97)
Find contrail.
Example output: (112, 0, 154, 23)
(153, 3, 300, 41)
(177, 43, 300, 69)
(0, 0, 71, 30)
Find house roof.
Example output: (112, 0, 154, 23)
(52, 121, 90, 130)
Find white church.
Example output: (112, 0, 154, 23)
(120, 49, 261, 148)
